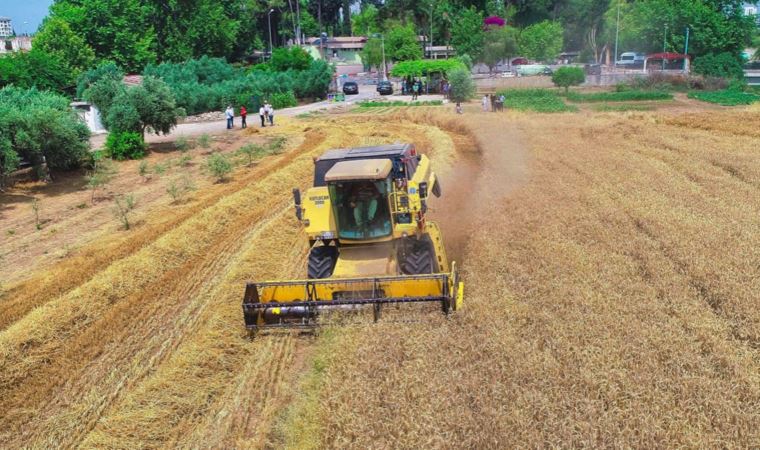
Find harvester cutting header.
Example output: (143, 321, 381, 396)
(243, 143, 463, 332)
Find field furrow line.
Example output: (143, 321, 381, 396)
(0, 130, 325, 332)
(18, 205, 294, 447)
(0, 137, 328, 445)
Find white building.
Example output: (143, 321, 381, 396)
(0, 17, 12, 37)
(0, 36, 32, 54)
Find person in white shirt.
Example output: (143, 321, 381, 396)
(266, 103, 275, 125)
(225, 105, 234, 129)
(259, 106, 266, 127)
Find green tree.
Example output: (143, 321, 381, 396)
(0, 87, 90, 175)
(361, 37, 386, 73)
(693, 53, 745, 79)
(108, 77, 184, 139)
(0, 49, 74, 93)
(34, 17, 96, 78)
(451, 7, 485, 60)
(552, 66, 585, 93)
(615, 0, 754, 60)
(77, 61, 124, 98)
(519, 20, 564, 62)
(386, 22, 423, 61)
(205, 153, 233, 182)
(352, 4, 381, 36)
(271, 47, 313, 72)
(447, 67, 475, 103)
(50, 0, 156, 72)
(480, 26, 519, 74)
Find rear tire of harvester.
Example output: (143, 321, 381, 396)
(308, 244, 338, 279)
(400, 239, 436, 275)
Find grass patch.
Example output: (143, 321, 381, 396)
(497, 89, 577, 113)
(688, 89, 760, 106)
(359, 100, 443, 108)
(565, 90, 673, 102)
(592, 103, 657, 112)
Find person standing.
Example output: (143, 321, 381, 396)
(455, 102, 463, 114)
(412, 81, 419, 100)
(259, 105, 266, 127)
(481, 95, 489, 112)
(225, 105, 234, 129)
(240, 105, 247, 128)
(267, 103, 275, 126)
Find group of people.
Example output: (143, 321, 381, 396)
(401, 79, 424, 100)
(481, 94, 506, 112)
(224, 102, 275, 130)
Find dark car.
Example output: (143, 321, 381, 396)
(342, 81, 359, 95)
(377, 80, 393, 95)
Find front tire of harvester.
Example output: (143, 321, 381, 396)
(400, 241, 435, 275)
(307, 245, 338, 279)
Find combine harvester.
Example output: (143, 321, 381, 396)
(243, 144, 463, 333)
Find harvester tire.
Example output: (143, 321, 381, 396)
(400, 241, 435, 275)
(308, 245, 338, 279)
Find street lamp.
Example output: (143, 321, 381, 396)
(268, 9, 274, 60)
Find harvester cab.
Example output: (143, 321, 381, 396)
(243, 144, 462, 332)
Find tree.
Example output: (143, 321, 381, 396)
(693, 53, 745, 79)
(520, 20, 564, 62)
(0, 49, 74, 94)
(0, 86, 90, 176)
(386, 22, 422, 61)
(271, 47, 312, 72)
(451, 7, 485, 60)
(205, 153, 232, 182)
(480, 26, 519, 74)
(49, 0, 156, 72)
(615, 0, 754, 60)
(361, 37, 385, 73)
(108, 77, 184, 139)
(352, 4, 381, 35)
(552, 66, 585, 93)
(77, 61, 124, 99)
(34, 17, 96, 78)
(447, 67, 475, 103)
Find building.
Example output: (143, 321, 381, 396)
(425, 45, 455, 60)
(0, 36, 32, 54)
(0, 17, 12, 38)
(744, 2, 760, 25)
(304, 36, 367, 76)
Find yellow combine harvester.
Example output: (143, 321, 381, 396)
(243, 143, 463, 332)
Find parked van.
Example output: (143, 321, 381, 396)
(616, 52, 645, 67)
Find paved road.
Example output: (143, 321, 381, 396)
(90, 84, 380, 149)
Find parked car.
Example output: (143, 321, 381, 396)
(377, 80, 393, 95)
(342, 81, 359, 95)
(511, 57, 529, 65)
(616, 52, 645, 67)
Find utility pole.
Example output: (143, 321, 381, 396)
(662, 23, 668, 70)
(613, 0, 620, 71)
(683, 26, 690, 72)
(268, 9, 274, 59)
(296, 0, 301, 45)
(429, 0, 434, 53)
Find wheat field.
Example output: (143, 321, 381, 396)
(1, 106, 758, 448)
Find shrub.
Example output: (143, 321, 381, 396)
(197, 134, 211, 150)
(238, 143, 264, 166)
(688, 89, 760, 106)
(271, 47, 312, 72)
(175, 136, 193, 152)
(105, 131, 146, 160)
(112, 194, 136, 230)
(138, 160, 150, 181)
(551, 67, 585, 93)
(86, 158, 117, 203)
(0, 86, 90, 177)
(496, 89, 576, 113)
(565, 90, 672, 102)
(448, 68, 476, 104)
(271, 91, 298, 109)
(205, 153, 232, 182)
(693, 53, 744, 80)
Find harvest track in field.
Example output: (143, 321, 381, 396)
(1, 104, 759, 448)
